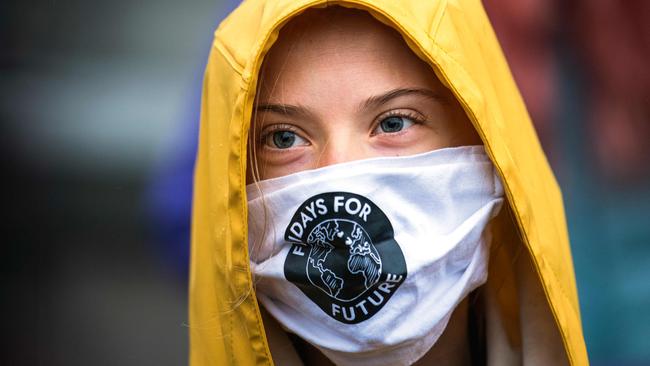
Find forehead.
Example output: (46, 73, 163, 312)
(257, 7, 445, 103)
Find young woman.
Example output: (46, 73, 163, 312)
(189, 1, 588, 365)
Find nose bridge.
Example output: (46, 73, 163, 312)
(315, 131, 364, 168)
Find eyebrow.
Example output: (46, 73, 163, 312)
(254, 87, 448, 117)
(360, 87, 448, 111)
(255, 103, 314, 119)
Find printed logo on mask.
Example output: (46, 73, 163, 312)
(284, 192, 407, 324)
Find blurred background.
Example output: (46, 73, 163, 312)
(1, 0, 648, 365)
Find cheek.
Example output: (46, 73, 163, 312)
(371, 125, 447, 155)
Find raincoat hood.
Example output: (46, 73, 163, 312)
(190, 0, 588, 365)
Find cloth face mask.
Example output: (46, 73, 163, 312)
(247, 146, 504, 366)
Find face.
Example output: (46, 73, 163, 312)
(250, 9, 480, 181)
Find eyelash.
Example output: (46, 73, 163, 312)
(259, 123, 303, 146)
(256, 109, 427, 145)
(370, 110, 427, 135)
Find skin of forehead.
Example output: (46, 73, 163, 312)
(257, 7, 452, 104)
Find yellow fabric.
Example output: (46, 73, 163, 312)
(189, 0, 588, 365)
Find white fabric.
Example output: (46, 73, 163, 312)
(247, 146, 504, 366)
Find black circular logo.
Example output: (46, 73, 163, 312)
(283, 192, 407, 324)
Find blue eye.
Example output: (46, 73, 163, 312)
(272, 131, 296, 148)
(374, 116, 416, 134)
(381, 116, 405, 132)
(266, 129, 308, 149)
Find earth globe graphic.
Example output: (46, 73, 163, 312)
(305, 219, 382, 301)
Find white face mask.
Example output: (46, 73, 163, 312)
(247, 146, 504, 366)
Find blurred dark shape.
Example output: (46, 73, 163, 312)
(1, 0, 234, 365)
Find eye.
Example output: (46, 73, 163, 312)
(372, 115, 417, 135)
(264, 129, 308, 149)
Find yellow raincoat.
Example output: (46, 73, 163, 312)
(190, 0, 588, 364)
